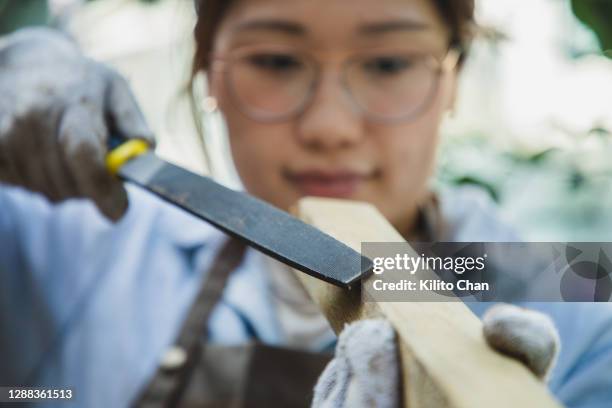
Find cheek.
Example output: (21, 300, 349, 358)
(222, 107, 300, 209)
(372, 121, 439, 220)
(367, 83, 449, 228)
(379, 74, 454, 194)
(387, 121, 439, 181)
(213, 73, 301, 209)
(378, 102, 444, 192)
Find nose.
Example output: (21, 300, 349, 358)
(295, 71, 365, 151)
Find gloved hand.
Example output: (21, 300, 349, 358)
(312, 304, 560, 408)
(313, 320, 399, 408)
(0, 28, 154, 220)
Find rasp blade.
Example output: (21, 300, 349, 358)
(119, 152, 372, 288)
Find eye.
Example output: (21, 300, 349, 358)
(247, 53, 304, 73)
(362, 56, 417, 76)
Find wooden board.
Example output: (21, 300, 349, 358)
(293, 197, 562, 408)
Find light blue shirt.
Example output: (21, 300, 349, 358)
(1, 183, 612, 407)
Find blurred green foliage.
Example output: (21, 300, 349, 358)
(0, 0, 48, 35)
(436, 129, 612, 240)
(571, 0, 612, 57)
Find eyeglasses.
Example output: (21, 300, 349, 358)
(210, 46, 460, 124)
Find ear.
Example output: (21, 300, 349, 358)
(206, 59, 227, 98)
(445, 69, 459, 114)
(205, 70, 216, 98)
(192, 68, 219, 116)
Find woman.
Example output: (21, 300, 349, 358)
(1, 0, 611, 407)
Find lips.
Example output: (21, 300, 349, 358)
(286, 169, 371, 198)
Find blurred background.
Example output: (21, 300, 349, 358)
(2, 0, 611, 241)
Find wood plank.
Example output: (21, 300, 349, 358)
(293, 197, 562, 408)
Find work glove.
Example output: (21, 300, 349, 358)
(0, 27, 154, 220)
(312, 303, 560, 408)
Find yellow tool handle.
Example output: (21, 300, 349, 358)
(106, 139, 151, 175)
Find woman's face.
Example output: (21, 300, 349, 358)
(209, 0, 457, 235)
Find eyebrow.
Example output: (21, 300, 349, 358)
(234, 19, 305, 36)
(359, 20, 431, 35)
(233, 18, 431, 37)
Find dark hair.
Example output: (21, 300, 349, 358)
(192, 0, 475, 75)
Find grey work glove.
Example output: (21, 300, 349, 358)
(0, 27, 154, 220)
(312, 304, 560, 408)
(482, 303, 560, 380)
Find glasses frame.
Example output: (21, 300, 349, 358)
(209, 45, 461, 125)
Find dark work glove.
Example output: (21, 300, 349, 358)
(0, 27, 154, 220)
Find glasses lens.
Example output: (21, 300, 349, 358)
(228, 51, 315, 120)
(346, 53, 438, 121)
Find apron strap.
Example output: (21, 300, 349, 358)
(134, 238, 248, 407)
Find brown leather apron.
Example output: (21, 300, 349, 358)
(134, 239, 333, 408)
